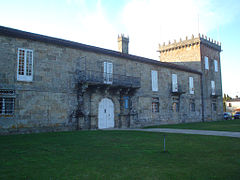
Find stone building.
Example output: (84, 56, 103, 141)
(158, 35, 223, 121)
(0, 26, 223, 134)
(226, 98, 240, 113)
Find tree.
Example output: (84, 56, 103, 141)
(223, 93, 232, 112)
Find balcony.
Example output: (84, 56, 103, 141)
(210, 90, 221, 98)
(77, 70, 141, 88)
(171, 85, 186, 96)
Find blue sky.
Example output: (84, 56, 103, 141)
(1, 0, 240, 97)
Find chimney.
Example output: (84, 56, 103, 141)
(118, 34, 129, 54)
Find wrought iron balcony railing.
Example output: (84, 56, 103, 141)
(77, 70, 141, 88)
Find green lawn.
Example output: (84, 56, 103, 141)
(0, 130, 239, 180)
(144, 119, 240, 132)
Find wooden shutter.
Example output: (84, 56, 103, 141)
(211, 80, 215, 95)
(205, 56, 209, 70)
(151, 70, 158, 91)
(189, 77, 194, 94)
(172, 74, 178, 92)
(103, 62, 107, 83)
(107, 62, 113, 84)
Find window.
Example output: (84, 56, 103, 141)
(172, 97, 179, 112)
(212, 99, 217, 111)
(151, 70, 158, 91)
(212, 103, 217, 111)
(189, 99, 195, 112)
(103, 62, 113, 84)
(123, 96, 129, 109)
(204, 56, 209, 70)
(172, 102, 179, 112)
(0, 90, 15, 115)
(17, 48, 33, 81)
(211, 80, 215, 95)
(214, 60, 218, 72)
(172, 74, 178, 92)
(152, 97, 159, 112)
(189, 77, 194, 94)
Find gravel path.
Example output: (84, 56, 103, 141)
(104, 128, 240, 138)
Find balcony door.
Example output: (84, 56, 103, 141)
(98, 98, 114, 129)
(104, 62, 113, 84)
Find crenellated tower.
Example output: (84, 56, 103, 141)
(158, 34, 223, 121)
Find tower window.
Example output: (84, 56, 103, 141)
(214, 60, 218, 72)
(204, 56, 209, 70)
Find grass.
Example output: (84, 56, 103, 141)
(0, 130, 240, 179)
(144, 119, 240, 132)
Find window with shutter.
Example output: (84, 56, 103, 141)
(151, 70, 158, 91)
(103, 62, 113, 84)
(189, 77, 194, 94)
(172, 74, 178, 92)
(205, 56, 209, 70)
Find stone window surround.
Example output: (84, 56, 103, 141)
(172, 97, 179, 112)
(152, 97, 159, 113)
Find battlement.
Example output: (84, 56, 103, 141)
(158, 34, 221, 53)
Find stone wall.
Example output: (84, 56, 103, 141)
(159, 35, 223, 121)
(200, 44, 223, 121)
(0, 34, 203, 134)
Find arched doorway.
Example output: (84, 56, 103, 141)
(98, 98, 114, 129)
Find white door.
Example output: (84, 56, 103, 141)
(98, 98, 114, 129)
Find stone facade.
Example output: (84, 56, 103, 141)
(159, 34, 223, 121)
(0, 26, 223, 134)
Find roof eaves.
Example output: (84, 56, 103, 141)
(0, 25, 202, 75)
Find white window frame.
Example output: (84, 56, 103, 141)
(103, 62, 113, 84)
(172, 74, 178, 92)
(204, 56, 209, 70)
(211, 80, 215, 95)
(214, 60, 218, 72)
(151, 70, 158, 91)
(17, 48, 33, 82)
(189, 77, 194, 94)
